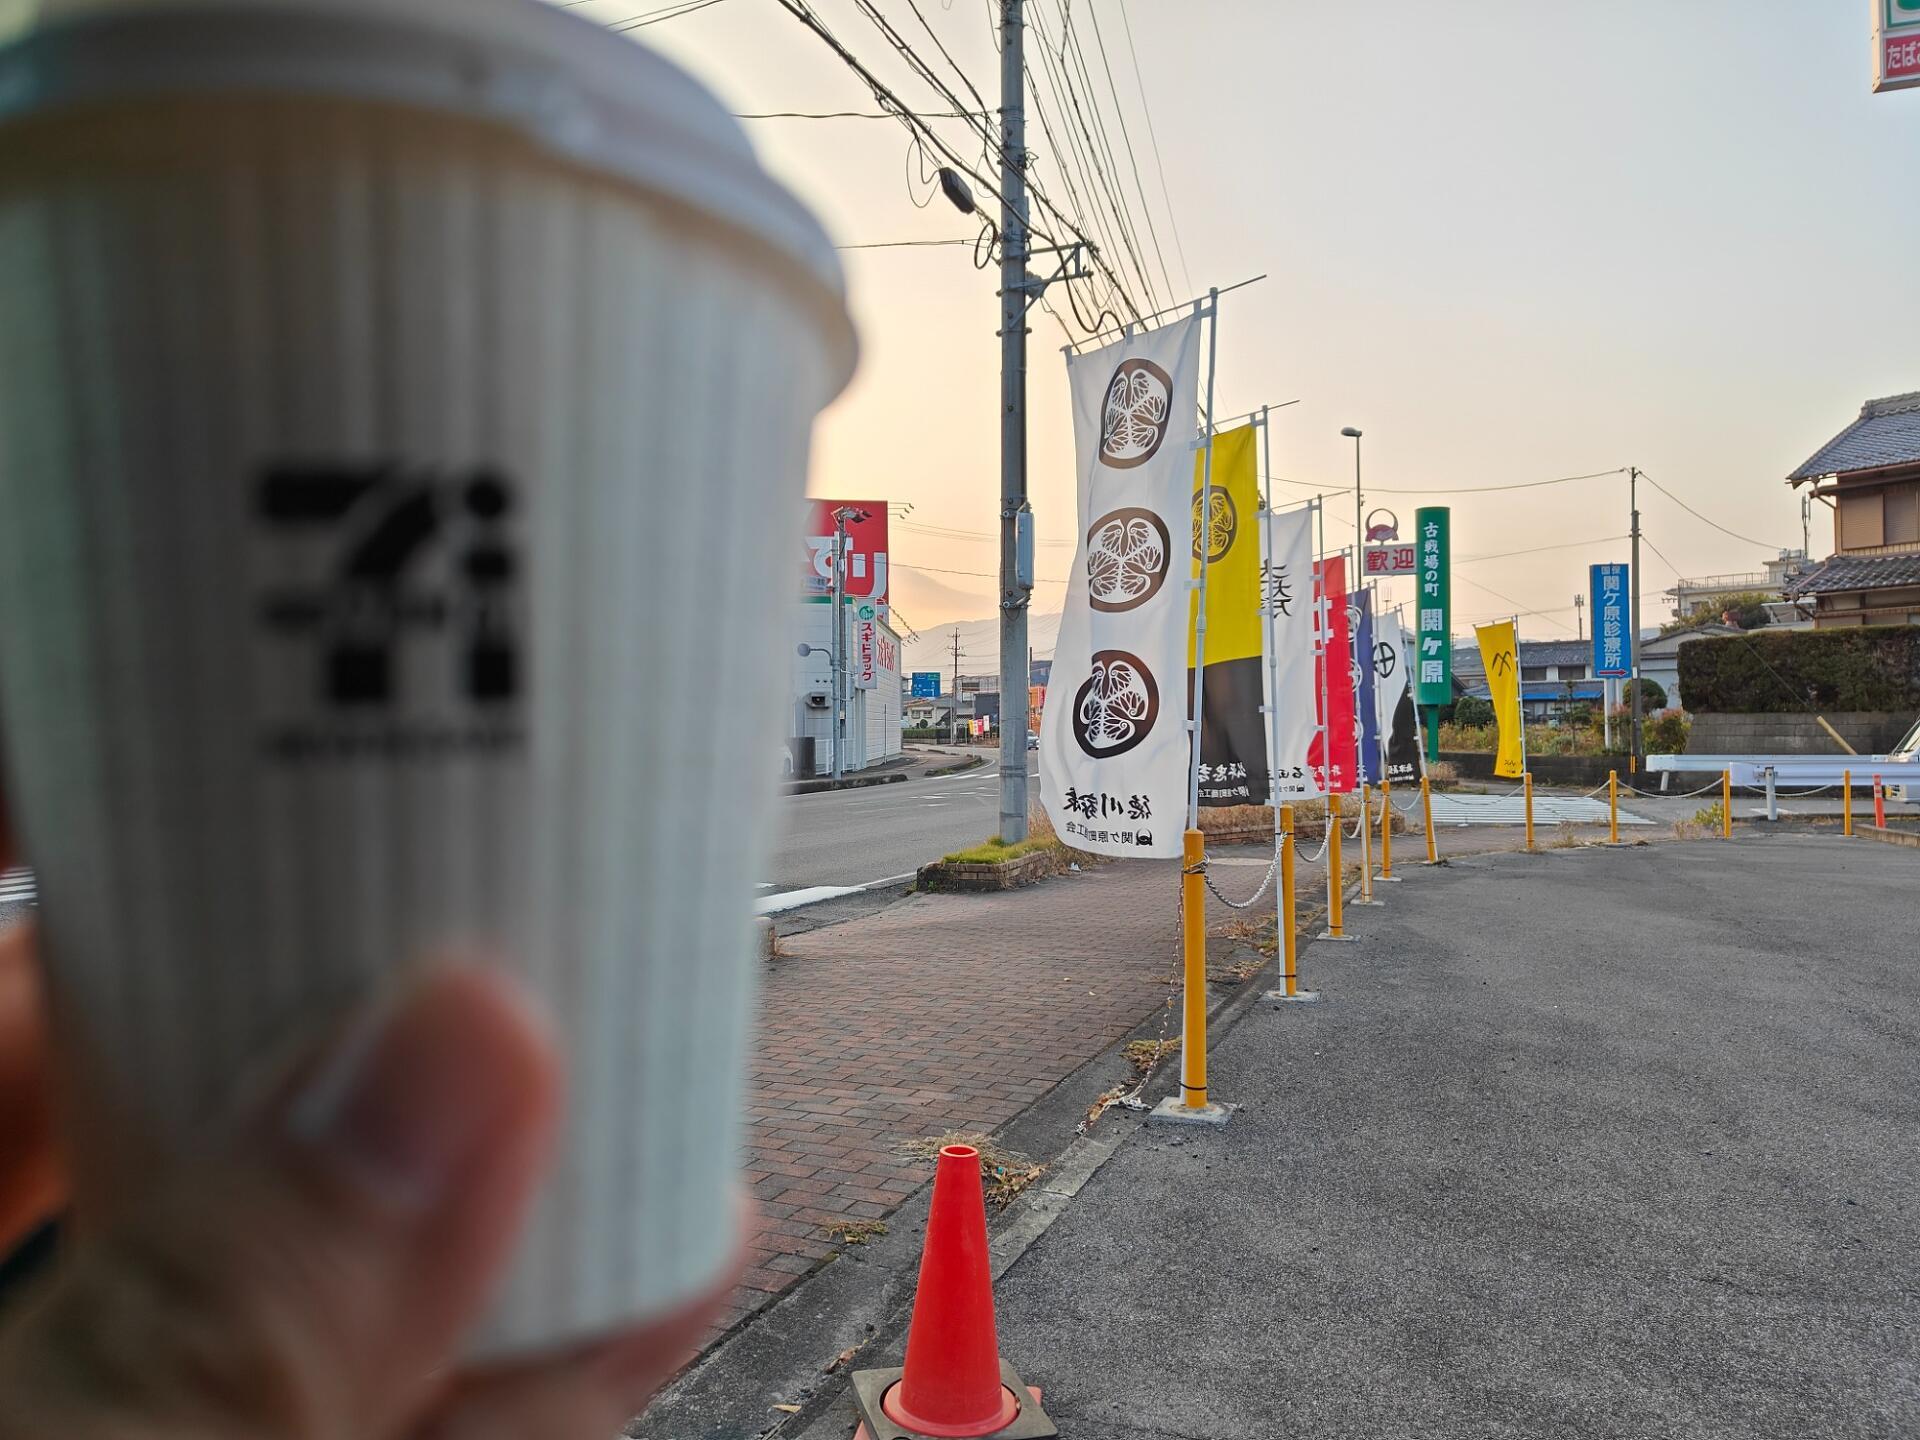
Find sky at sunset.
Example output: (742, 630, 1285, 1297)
(571, 0, 1918, 665)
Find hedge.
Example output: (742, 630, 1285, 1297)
(1678, 625, 1920, 714)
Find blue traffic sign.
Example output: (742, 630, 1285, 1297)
(910, 671, 942, 698)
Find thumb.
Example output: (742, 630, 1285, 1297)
(0, 968, 559, 1440)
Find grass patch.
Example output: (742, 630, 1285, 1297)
(896, 1132, 1047, 1209)
(1123, 1038, 1179, 1077)
(941, 836, 1058, 865)
(826, 1219, 888, 1246)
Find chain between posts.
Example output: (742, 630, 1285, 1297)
(1194, 858, 1278, 911)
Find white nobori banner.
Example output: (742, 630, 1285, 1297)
(1262, 502, 1324, 801)
(1041, 316, 1202, 858)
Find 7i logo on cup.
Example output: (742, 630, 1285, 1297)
(258, 462, 522, 718)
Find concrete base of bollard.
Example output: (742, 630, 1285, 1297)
(1263, 988, 1321, 1005)
(1315, 931, 1357, 942)
(1148, 1097, 1236, 1127)
(1375, 875, 1403, 883)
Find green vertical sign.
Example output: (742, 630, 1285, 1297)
(1414, 506, 1452, 707)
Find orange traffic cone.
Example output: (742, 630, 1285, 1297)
(849, 1144, 1056, 1439)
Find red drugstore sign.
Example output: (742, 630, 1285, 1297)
(802, 500, 890, 605)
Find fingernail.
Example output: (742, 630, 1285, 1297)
(286, 973, 522, 1212)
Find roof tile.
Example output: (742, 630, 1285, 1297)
(1786, 552, 1920, 595)
(1788, 391, 1920, 481)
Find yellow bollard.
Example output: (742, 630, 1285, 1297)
(1325, 793, 1345, 938)
(1608, 769, 1619, 846)
(1281, 805, 1297, 996)
(1266, 804, 1323, 1004)
(1422, 774, 1438, 864)
(1380, 777, 1394, 879)
(1722, 769, 1733, 839)
(1844, 769, 1853, 837)
(1359, 783, 1375, 904)
(1180, 828, 1208, 1110)
(1524, 772, 1535, 851)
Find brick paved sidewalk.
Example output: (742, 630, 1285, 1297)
(712, 860, 1181, 1342)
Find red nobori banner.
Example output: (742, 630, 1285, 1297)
(1310, 554, 1357, 795)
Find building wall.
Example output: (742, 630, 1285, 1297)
(1689, 711, 1917, 756)
(787, 603, 902, 774)
(1813, 586, 1920, 628)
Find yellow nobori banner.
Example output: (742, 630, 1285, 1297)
(1475, 620, 1526, 780)
(1188, 424, 1261, 665)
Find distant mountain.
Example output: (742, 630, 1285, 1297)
(902, 610, 1061, 681)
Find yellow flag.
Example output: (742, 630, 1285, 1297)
(1475, 620, 1526, 780)
(1188, 424, 1261, 665)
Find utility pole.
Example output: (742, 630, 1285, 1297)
(828, 515, 848, 781)
(1574, 592, 1585, 642)
(1629, 465, 1643, 771)
(949, 627, 965, 746)
(997, 0, 1033, 841)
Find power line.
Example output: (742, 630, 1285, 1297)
(1638, 470, 1792, 553)
(1456, 534, 1630, 565)
(1023, 16, 1134, 324)
(772, 0, 1142, 325)
(1028, 1, 1153, 314)
(1043, 1, 1160, 310)
(900, 519, 1074, 545)
(902, 0, 994, 133)
(836, 238, 976, 249)
(1085, 0, 1176, 305)
(1117, 0, 1192, 295)
(1453, 572, 1579, 637)
(895, 559, 1070, 583)
(1639, 534, 1683, 580)
(606, 0, 728, 30)
(734, 109, 985, 120)
(1370, 467, 1628, 497)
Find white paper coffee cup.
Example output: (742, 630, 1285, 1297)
(0, 0, 855, 1355)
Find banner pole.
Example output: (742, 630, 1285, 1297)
(1186, 290, 1221, 831)
(1178, 288, 1221, 1119)
(1356, 570, 1379, 904)
(1513, 612, 1530, 774)
(1316, 499, 1334, 934)
(1258, 406, 1286, 958)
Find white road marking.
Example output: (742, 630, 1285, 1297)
(1426, 795, 1651, 827)
(755, 871, 917, 917)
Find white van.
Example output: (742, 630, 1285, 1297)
(1887, 715, 1920, 802)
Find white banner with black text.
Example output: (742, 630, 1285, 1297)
(1040, 316, 1202, 858)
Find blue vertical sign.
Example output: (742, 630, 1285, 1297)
(1590, 564, 1630, 678)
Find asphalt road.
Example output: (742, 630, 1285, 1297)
(989, 832, 1920, 1438)
(761, 751, 1040, 903)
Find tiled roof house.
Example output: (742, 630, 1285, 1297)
(1786, 392, 1920, 627)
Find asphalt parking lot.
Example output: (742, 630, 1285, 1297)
(990, 832, 1920, 1439)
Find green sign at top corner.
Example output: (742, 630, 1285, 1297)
(1413, 506, 1452, 709)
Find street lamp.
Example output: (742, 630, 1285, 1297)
(1340, 427, 1363, 580)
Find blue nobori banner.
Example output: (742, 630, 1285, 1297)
(1590, 563, 1631, 678)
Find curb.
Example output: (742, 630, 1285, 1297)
(784, 771, 909, 797)
(923, 755, 987, 779)
(1860, 824, 1920, 848)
